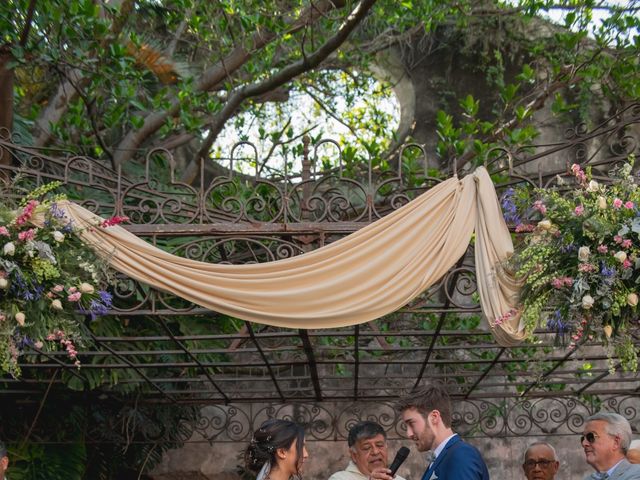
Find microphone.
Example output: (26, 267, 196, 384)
(388, 446, 410, 476)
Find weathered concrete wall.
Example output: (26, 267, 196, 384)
(152, 434, 593, 480)
(150, 398, 609, 480)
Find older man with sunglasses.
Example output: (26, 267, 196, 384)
(580, 412, 640, 479)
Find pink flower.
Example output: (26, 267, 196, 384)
(623, 259, 633, 269)
(101, 215, 130, 228)
(597, 244, 608, 253)
(67, 292, 82, 302)
(578, 263, 595, 273)
(571, 163, 581, 174)
(613, 198, 623, 209)
(563, 277, 574, 286)
(68, 286, 77, 293)
(624, 201, 634, 209)
(0, 226, 9, 236)
(494, 308, 517, 326)
(551, 278, 564, 289)
(15, 200, 39, 226)
(574, 205, 584, 216)
(622, 239, 633, 249)
(52, 284, 64, 293)
(18, 228, 36, 241)
(614, 235, 623, 244)
(533, 200, 547, 214)
(515, 223, 536, 233)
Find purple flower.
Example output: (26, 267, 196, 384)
(50, 203, 66, 219)
(89, 299, 110, 316)
(500, 188, 520, 224)
(61, 219, 74, 233)
(98, 290, 113, 307)
(547, 310, 568, 334)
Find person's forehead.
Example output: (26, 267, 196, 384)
(525, 445, 554, 459)
(356, 434, 387, 446)
(402, 407, 423, 420)
(584, 420, 607, 433)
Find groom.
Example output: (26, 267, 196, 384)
(398, 383, 489, 480)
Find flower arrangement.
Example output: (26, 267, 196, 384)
(503, 159, 640, 372)
(0, 182, 120, 377)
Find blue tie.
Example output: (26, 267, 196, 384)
(422, 459, 436, 480)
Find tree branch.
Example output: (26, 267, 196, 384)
(19, 0, 38, 47)
(193, 0, 378, 167)
(112, 0, 349, 167)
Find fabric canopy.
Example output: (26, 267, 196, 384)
(59, 166, 526, 346)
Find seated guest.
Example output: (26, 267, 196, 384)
(522, 442, 559, 480)
(329, 421, 406, 480)
(581, 412, 640, 479)
(628, 440, 640, 464)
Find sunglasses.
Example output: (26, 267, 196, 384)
(523, 459, 555, 469)
(580, 432, 600, 444)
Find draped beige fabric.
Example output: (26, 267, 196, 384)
(59, 166, 525, 345)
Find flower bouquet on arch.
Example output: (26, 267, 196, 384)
(0, 182, 121, 377)
(503, 159, 640, 372)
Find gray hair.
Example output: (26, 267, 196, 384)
(0, 441, 7, 458)
(347, 421, 386, 448)
(523, 442, 558, 462)
(585, 412, 632, 453)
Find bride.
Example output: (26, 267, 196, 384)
(245, 419, 309, 480)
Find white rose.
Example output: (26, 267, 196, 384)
(53, 231, 65, 242)
(597, 196, 607, 209)
(15, 312, 25, 326)
(614, 251, 627, 263)
(627, 293, 639, 307)
(537, 220, 552, 231)
(578, 246, 591, 262)
(582, 295, 595, 310)
(3, 242, 15, 256)
(587, 180, 600, 192)
(51, 299, 63, 311)
(0, 278, 8, 289)
(79, 282, 94, 294)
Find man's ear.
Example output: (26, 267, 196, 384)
(428, 409, 441, 428)
(349, 447, 358, 463)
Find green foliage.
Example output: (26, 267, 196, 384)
(1, 0, 636, 178)
(2, 398, 199, 479)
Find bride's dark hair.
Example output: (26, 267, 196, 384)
(245, 419, 305, 476)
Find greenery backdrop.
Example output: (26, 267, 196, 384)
(1, 0, 639, 478)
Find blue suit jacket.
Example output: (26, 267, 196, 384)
(421, 435, 490, 480)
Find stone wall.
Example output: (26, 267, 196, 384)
(151, 434, 593, 480)
(149, 397, 640, 480)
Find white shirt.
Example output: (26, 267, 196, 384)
(432, 433, 458, 461)
(328, 460, 407, 480)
